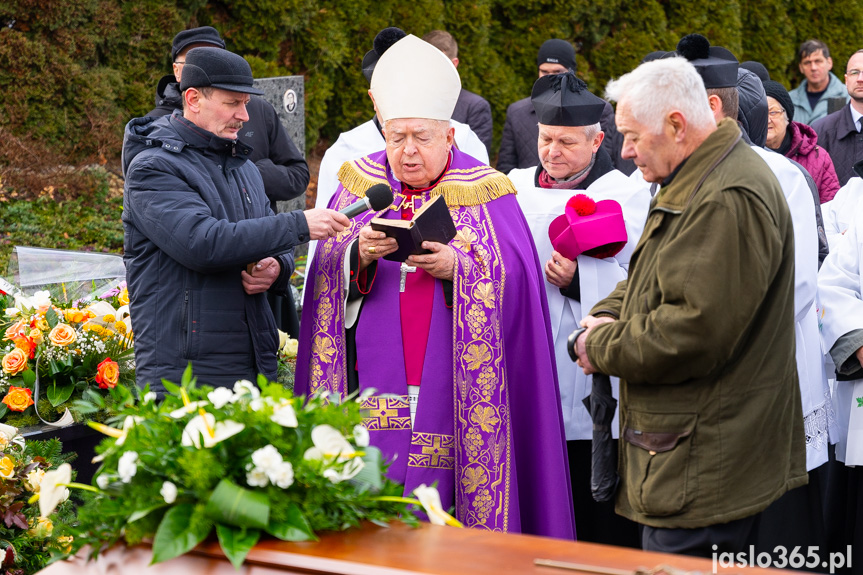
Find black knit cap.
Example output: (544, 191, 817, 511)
(172, 26, 225, 62)
(531, 71, 605, 126)
(179, 47, 264, 95)
(763, 80, 794, 122)
(537, 39, 575, 72)
(362, 27, 407, 83)
(676, 34, 738, 89)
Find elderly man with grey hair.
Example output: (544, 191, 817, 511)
(509, 70, 649, 547)
(571, 56, 806, 557)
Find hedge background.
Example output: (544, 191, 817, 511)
(2, 0, 862, 182)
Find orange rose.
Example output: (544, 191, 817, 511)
(48, 323, 77, 346)
(2, 386, 34, 411)
(1, 348, 28, 376)
(96, 358, 119, 389)
(4, 319, 26, 341)
(29, 329, 43, 345)
(12, 334, 36, 359)
(64, 308, 84, 324)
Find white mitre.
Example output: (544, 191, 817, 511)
(370, 34, 461, 122)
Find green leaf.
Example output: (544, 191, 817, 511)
(128, 503, 168, 524)
(205, 479, 270, 530)
(857, 397, 863, 408)
(161, 378, 181, 396)
(0, 404, 8, 420)
(216, 524, 260, 570)
(46, 383, 74, 407)
(350, 446, 383, 491)
(266, 503, 316, 542)
(151, 503, 211, 564)
(45, 306, 60, 328)
(20, 369, 35, 386)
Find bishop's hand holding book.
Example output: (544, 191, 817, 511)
(370, 195, 457, 262)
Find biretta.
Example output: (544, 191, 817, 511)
(531, 71, 605, 127)
(370, 34, 461, 122)
(180, 47, 264, 96)
(675, 34, 738, 89)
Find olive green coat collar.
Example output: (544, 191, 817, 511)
(654, 119, 742, 213)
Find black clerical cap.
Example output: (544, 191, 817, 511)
(361, 27, 407, 83)
(676, 34, 738, 89)
(531, 71, 605, 127)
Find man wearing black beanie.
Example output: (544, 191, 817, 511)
(497, 40, 633, 176)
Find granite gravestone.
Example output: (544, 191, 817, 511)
(253, 75, 308, 272)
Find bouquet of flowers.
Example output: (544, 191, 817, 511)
(0, 284, 134, 427)
(0, 423, 77, 575)
(62, 368, 459, 568)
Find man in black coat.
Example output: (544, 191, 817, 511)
(497, 39, 634, 176)
(148, 27, 310, 337)
(813, 49, 863, 185)
(422, 30, 493, 155)
(125, 47, 348, 391)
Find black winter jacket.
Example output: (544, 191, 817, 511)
(147, 76, 310, 213)
(452, 88, 493, 154)
(812, 104, 863, 186)
(122, 114, 310, 391)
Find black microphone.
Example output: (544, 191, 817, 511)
(338, 183, 394, 218)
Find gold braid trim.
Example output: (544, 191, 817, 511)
(337, 159, 517, 207)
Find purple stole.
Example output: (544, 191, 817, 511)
(301, 149, 519, 530)
(298, 148, 576, 539)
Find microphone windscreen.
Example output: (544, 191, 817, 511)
(366, 184, 394, 211)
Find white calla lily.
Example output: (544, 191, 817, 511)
(413, 484, 462, 527)
(181, 413, 245, 449)
(38, 464, 72, 518)
(169, 400, 209, 418)
(271, 400, 298, 428)
(310, 424, 355, 461)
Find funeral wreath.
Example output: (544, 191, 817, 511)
(60, 367, 460, 568)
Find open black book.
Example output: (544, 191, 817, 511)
(370, 194, 457, 262)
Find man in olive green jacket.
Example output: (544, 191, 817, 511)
(572, 57, 807, 557)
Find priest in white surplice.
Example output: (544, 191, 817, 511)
(509, 71, 650, 548)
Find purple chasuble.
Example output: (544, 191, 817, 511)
(296, 148, 575, 539)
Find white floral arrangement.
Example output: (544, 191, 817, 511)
(54, 367, 459, 568)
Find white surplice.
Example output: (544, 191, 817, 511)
(509, 166, 650, 440)
(818, 199, 863, 466)
(822, 176, 863, 252)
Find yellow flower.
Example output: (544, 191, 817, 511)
(470, 405, 500, 433)
(103, 314, 115, 323)
(64, 308, 84, 324)
(2, 348, 28, 375)
(25, 468, 45, 492)
(114, 321, 127, 334)
(118, 287, 130, 305)
(48, 323, 77, 346)
(28, 328, 43, 345)
(463, 343, 491, 371)
(34, 317, 49, 332)
(28, 516, 53, 538)
(55, 535, 74, 553)
(0, 456, 14, 479)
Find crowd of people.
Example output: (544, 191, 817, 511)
(121, 24, 863, 568)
